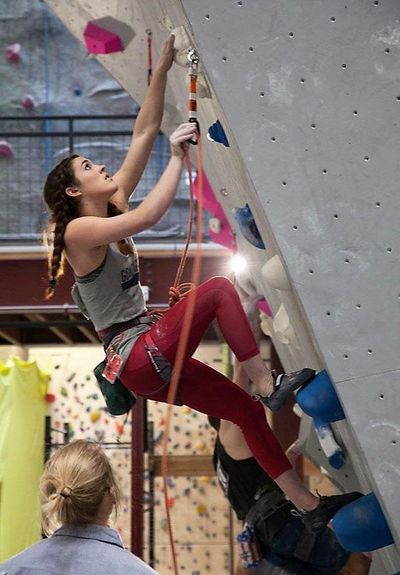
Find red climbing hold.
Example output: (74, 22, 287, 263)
(22, 95, 35, 110)
(0, 141, 14, 159)
(6, 43, 21, 64)
(83, 21, 123, 54)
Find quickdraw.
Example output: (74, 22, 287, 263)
(146, 29, 152, 86)
(187, 48, 200, 145)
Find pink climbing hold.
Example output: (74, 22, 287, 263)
(193, 170, 235, 251)
(22, 95, 35, 110)
(0, 141, 14, 159)
(83, 21, 123, 54)
(256, 298, 272, 317)
(6, 43, 21, 64)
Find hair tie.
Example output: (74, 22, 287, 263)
(59, 486, 72, 498)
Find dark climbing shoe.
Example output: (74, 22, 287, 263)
(299, 491, 363, 534)
(253, 368, 316, 412)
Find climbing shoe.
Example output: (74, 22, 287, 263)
(299, 491, 363, 534)
(253, 368, 316, 412)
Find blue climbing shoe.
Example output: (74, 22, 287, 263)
(298, 491, 363, 534)
(253, 368, 316, 412)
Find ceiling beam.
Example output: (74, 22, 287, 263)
(0, 328, 21, 346)
(68, 314, 99, 344)
(24, 313, 75, 345)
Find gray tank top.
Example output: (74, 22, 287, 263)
(71, 240, 151, 372)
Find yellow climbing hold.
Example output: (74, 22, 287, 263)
(90, 410, 101, 423)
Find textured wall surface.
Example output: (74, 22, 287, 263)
(180, 1, 400, 571)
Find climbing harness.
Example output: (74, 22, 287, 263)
(187, 48, 200, 145)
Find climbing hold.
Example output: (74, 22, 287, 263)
(21, 95, 35, 110)
(0, 141, 14, 159)
(296, 370, 345, 422)
(6, 43, 21, 64)
(207, 120, 230, 147)
(73, 86, 83, 97)
(313, 417, 345, 469)
(170, 25, 192, 67)
(272, 304, 300, 349)
(196, 504, 208, 515)
(261, 254, 291, 291)
(83, 21, 123, 54)
(232, 203, 265, 249)
(332, 493, 394, 552)
(209, 217, 221, 233)
(193, 170, 235, 250)
(60, 386, 68, 397)
(45, 393, 56, 403)
(256, 298, 272, 317)
(90, 410, 102, 423)
(115, 421, 124, 435)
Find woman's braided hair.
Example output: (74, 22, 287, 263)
(43, 155, 130, 298)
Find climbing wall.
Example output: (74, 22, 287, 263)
(41, 1, 400, 571)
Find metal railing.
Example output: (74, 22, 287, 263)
(0, 115, 208, 244)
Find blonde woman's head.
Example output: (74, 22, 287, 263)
(40, 440, 121, 535)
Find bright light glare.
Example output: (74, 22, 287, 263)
(230, 253, 247, 274)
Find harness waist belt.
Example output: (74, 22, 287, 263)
(98, 314, 152, 348)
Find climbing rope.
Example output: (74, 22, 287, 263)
(159, 47, 203, 575)
(141, 35, 203, 575)
(161, 134, 203, 575)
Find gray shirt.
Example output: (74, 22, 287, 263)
(0, 524, 160, 575)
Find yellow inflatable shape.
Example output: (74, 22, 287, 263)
(0, 357, 49, 561)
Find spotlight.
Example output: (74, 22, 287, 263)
(230, 253, 247, 274)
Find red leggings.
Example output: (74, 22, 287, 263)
(121, 276, 291, 479)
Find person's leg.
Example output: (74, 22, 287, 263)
(301, 522, 350, 575)
(150, 276, 272, 390)
(150, 276, 313, 401)
(179, 358, 323, 513)
(267, 516, 349, 575)
(122, 277, 359, 525)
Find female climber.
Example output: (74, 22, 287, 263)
(42, 34, 360, 533)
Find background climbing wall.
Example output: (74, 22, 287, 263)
(42, 1, 400, 572)
(26, 342, 238, 574)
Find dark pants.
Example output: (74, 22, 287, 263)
(265, 516, 349, 574)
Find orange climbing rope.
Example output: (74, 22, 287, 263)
(143, 37, 203, 574)
(161, 133, 203, 575)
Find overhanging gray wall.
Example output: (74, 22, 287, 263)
(180, 0, 400, 566)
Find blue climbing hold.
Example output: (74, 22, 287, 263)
(296, 370, 345, 422)
(313, 417, 345, 469)
(207, 120, 230, 147)
(332, 493, 394, 552)
(232, 203, 265, 250)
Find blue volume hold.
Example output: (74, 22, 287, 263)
(232, 204, 265, 250)
(296, 370, 345, 422)
(207, 120, 230, 147)
(332, 493, 394, 552)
